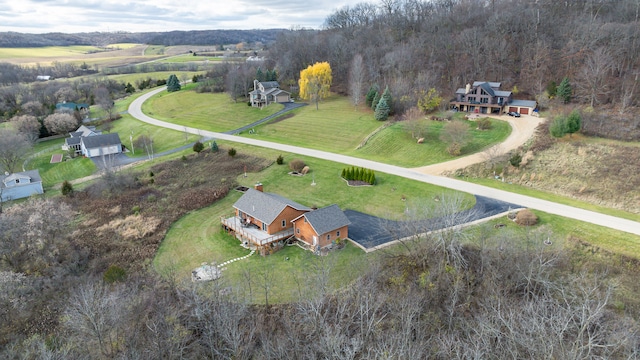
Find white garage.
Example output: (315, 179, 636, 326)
(80, 133, 122, 158)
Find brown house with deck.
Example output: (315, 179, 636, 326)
(221, 184, 350, 254)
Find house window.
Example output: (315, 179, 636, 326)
(262, 223, 267, 231)
(326, 234, 331, 240)
(15, 179, 19, 184)
(296, 228, 300, 234)
(480, 98, 488, 103)
(336, 231, 341, 237)
(282, 220, 286, 228)
(498, 98, 503, 104)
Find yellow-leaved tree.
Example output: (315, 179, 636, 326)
(298, 62, 332, 110)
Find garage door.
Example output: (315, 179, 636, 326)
(520, 107, 529, 115)
(509, 107, 517, 113)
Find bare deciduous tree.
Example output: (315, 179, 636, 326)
(349, 53, 366, 108)
(0, 128, 31, 173)
(43, 113, 77, 135)
(10, 114, 40, 143)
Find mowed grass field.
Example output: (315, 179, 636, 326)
(354, 118, 511, 167)
(25, 139, 96, 188)
(0, 46, 108, 59)
(141, 85, 283, 132)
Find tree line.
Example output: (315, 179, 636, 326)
(0, 29, 287, 47)
(267, 0, 640, 116)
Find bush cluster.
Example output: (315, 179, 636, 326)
(289, 159, 306, 172)
(341, 166, 376, 185)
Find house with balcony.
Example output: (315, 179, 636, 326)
(221, 184, 351, 254)
(450, 81, 537, 115)
(221, 183, 311, 252)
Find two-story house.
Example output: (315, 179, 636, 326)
(451, 81, 513, 115)
(249, 80, 291, 108)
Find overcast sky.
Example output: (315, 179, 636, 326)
(0, 0, 366, 34)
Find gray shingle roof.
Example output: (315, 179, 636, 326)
(1, 169, 42, 187)
(260, 81, 280, 89)
(293, 204, 350, 236)
(494, 90, 512, 97)
(478, 82, 495, 97)
(65, 137, 81, 146)
(473, 81, 501, 88)
(233, 188, 310, 225)
(81, 133, 121, 149)
(509, 99, 537, 108)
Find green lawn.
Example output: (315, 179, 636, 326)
(354, 118, 511, 167)
(245, 95, 381, 153)
(141, 85, 283, 132)
(153, 153, 467, 302)
(26, 140, 96, 188)
(144, 45, 166, 56)
(106, 71, 205, 88)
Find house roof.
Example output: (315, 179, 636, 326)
(233, 188, 311, 225)
(81, 133, 122, 149)
(72, 125, 100, 137)
(293, 204, 350, 236)
(478, 82, 496, 97)
(494, 90, 512, 97)
(65, 137, 82, 146)
(473, 81, 501, 88)
(1, 170, 42, 187)
(56, 102, 89, 111)
(260, 81, 280, 89)
(509, 99, 537, 108)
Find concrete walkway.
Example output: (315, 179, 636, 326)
(129, 87, 640, 237)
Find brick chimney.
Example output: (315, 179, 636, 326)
(254, 183, 263, 192)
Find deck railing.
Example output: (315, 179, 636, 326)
(221, 216, 294, 245)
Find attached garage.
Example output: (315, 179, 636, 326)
(80, 133, 123, 158)
(506, 100, 537, 116)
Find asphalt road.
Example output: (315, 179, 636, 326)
(129, 87, 640, 237)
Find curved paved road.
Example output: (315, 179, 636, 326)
(129, 87, 640, 236)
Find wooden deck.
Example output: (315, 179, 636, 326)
(221, 216, 294, 246)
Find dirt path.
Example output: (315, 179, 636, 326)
(413, 114, 546, 175)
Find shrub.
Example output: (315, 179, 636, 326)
(289, 159, 306, 172)
(132, 205, 141, 214)
(509, 153, 522, 167)
(515, 209, 538, 226)
(477, 118, 492, 130)
(447, 142, 462, 156)
(211, 140, 218, 152)
(181, 155, 187, 161)
(228, 148, 237, 157)
(61, 180, 73, 196)
(276, 155, 284, 165)
(103, 265, 127, 283)
(550, 116, 567, 138)
(193, 141, 204, 154)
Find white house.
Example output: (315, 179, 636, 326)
(62, 125, 102, 154)
(80, 133, 122, 158)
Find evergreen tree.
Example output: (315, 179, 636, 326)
(556, 77, 572, 104)
(381, 86, 394, 115)
(166, 74, 181, 92)
(566, 109, 581, 136)
(365, 85, 378, 107)
(256, 68, 264, 82)
(270, 69, 278, 81)
(546, 81, 557, 98)
(549, 116, 568, 138)
(374, 97, 390, 121)
(371, 91, 381, 110)
(211, 140, 218, 152)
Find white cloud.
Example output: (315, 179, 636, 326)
(0, 0, 366, 33)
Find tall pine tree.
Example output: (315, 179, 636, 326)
(374, 97, 390, 121)
(557, 77, 572, 104)
(166, 74, 181, 92)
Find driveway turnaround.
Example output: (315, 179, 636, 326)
(346, 196, 521, 250)
(129, 87, 640, 237)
